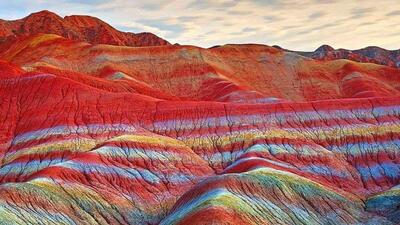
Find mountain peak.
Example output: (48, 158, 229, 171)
(0, 10, 170, 47)
(64, 15, 111, 28)
(25, 10, 62, 19)
(315, 44, 334, 52)
(30, 10, 56, 15)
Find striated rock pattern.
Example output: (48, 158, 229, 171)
(0, 12, 399, 225)
(286, 45, 400, 68)
(1, 34, 400, 103)
(0, 10, 170, 47)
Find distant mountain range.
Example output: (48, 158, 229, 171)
(275, 44, 400, 68)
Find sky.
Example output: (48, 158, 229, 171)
(0, 0, 399, 51)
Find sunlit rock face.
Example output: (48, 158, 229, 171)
(0, 10, 170, 47)
(0, 11, 400, 225)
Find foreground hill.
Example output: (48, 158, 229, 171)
(1, 59, 399, 224)
(0, 10, 170, 47)
(0, 12, 399, 225)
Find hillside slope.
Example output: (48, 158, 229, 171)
(0, 12, 399, 225)
(1, 34, 400, 103)
(0, 60, 399, 224)
(0, 10, 170, 47)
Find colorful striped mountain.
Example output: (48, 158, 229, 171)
(0, 11, 399, 225)
(277, 44, 400, 68)
(0, 10, 170, 47)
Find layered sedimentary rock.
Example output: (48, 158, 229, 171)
(0, 12, 399, 225)
(1, 34, 400, 103)
(0, 10, 170, 47)
(285, 44, 400, 68)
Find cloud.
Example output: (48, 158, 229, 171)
(136, 18, 186, 38)
(242, 27, 259, 32)
(61, 0, 110, 5)
(263, 15, 283, 23)
(387, 10, 400, 16)
(351, 7, 375, 19)
(187, 0, 238, 9)
(227, 10, 252, 15)
(140, 0, 172, 11)
(0, 0, 399, 51)
(176, 16, 202, 23)
(358, 21, 374, 27)
(308, 11, 326, 20)
(252, 0, 289, 7)
(314, 0, 338, 4)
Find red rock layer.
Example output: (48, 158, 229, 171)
(0, 15, 399, 224)
(1, 34, 400, 103)
(0, 59, 399, 224)
(0, 10, 170, 47)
